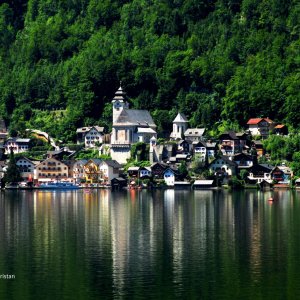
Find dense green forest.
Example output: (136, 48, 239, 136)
(0, 0, 299, 142)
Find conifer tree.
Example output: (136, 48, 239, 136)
(3, 150, 22, 183)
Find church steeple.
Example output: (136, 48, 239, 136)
(112, 83, 129, 123)
(170, 113, 188, 139)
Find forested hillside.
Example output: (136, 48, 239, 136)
(0, 0, 299, 141)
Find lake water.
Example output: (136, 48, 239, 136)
(0, 189, 300, 300)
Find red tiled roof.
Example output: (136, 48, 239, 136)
(247, 118, 274, 125)
(247, 118, 263, 125)
(275, 124, 285, 129)
(264, 118, 274, 124)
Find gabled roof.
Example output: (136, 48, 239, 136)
(6, 138, 30, 143)
(137, 127, 156, 134)
(210, 155, 237, 167)
(128, 166, 140, 171)
(115, 109, 156, 127)
(206, 142, 217, 148)
(112, 177, 127, 182)
(184, 128, 205, 137)
(275, 124, 285, 129)
(236, 132, 247, 138)
(151, 162, 168, 169)
(259, 164, 274, 171)
(36, 157, 67, 167)
(247, 118, 274, 125)
(164, 167, 179, 175)
(173, 113, 188, 123)
(16, 156, 35, 165)
(233, 153, 253, 161)
(86, 159, 102, 165)
(220, 131, 247, 140)
(76, 126, 104, 133)
(76, 159, 88, 164)
(278, 165, 292, 174)
(101, 160, 122, 169)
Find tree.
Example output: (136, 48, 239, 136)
(3, 150, 22, 183)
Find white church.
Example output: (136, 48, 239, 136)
(110, 85, 157, 164)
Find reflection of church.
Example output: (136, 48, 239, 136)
(110, 85, 157, 164)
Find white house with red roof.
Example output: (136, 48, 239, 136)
(247, 118, 274, 138)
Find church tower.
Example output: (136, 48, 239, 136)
(149, 136, 157, 163)
(170, 113, 188, 140)
(112, 84, 129, 123)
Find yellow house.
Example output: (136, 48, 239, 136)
(83, 159, 102, 183)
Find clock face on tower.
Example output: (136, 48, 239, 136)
(114, 101, 121, 110)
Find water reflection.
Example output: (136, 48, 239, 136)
(1, 190, 300, 299)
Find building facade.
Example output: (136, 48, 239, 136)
(110, 85, 157, 164)
(35, 158, 69, 182)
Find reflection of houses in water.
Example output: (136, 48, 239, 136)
(110, 194, 131, 295)
(163, 189, 184, 284)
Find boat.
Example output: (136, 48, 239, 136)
(38, 181, 80, 190)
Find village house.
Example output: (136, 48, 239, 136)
(170, 113, 188, 140)
(151, 162, 168, 179)
(111, 177, 128, 190)
(76, 126, 104, 148)
(232, 153, 255, 168)
(219, 131, 247, 156)
(176, 139, 191, 154)
(72, 159, 88, 183)
(63, 160, 76, 180)
(271, 166, 286, 183)
(5, 138, 31, 154)
(247, 118, 274, 139)
(252, 141, 264, 156)
(140, 167, 151, 178)
(127, 166, 140, 178)
(184, 128, 205, 142)
(16, 156, 37, 181)
(193, 141, 217, 162)
(46, 148, 75, 160)
(277, 164, 293, 183)
(35, 157, 69, 182)
(274, 124, 288, 136)
(164, 168, 177, 186)
(247, 164, 273, 183)
(98, 160, 122, 183)
(83, 159, 102, 183)
(127, 166, 151, 179)
(209, 155, 237, 177)
(110, 85, 157, 164)
(76, 126, 104, 145)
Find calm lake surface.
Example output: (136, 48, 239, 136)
(1, 189, 300, 300)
